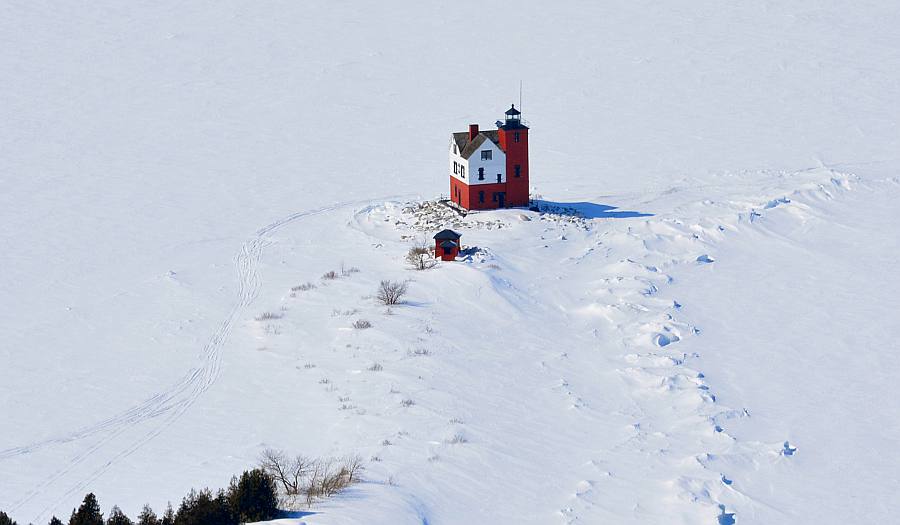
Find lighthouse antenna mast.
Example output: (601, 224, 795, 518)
(519, 80, 523, 114)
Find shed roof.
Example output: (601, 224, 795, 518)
(433, 229, 461, 240)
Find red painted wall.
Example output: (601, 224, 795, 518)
(466, 182, 508, 210)
(498, 127, 529, 207)
(450, 177, 470, 209)
(440, 245, 459, 261)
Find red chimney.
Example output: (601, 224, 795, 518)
(468, 124, 479, 141)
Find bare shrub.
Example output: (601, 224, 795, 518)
(332, 308, 359, 317)
(400, 398, 415, 407)
(487, 264, 501, 270)
(352, 319, 372, 329)
(255, 311, 283, 321)
(406, 244, 437, 270)
(340, 262, 361, 276)
(407, 348, 430, 357)
(322, 270, 338, 280)
(261, 449, 363, 508)
(377, 280, 408, 306)
(292, 282, 317, 292)
(343, 454, 365, 484)
(367, 362, 383, 372)
(307, 458, 355, 504)
(445, 433, 468, 444)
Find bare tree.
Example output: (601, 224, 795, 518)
(406, 243, 436, 270)
(259, 448, 312, 498)
(342, 454, 365, 484)
(261, 448, 363, 508)
(376, 280, 408, 305)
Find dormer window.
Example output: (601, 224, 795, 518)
(481, 150, 492, 161)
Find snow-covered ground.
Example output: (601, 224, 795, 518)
(2, 2, 899, 524)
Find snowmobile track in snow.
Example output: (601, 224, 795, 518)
(1, 195, 412, 522)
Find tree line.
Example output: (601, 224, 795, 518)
(1, 450, 364, 525)
(1, 468, 277, 525)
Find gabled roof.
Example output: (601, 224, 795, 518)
(452, 130, 503, 159)
(433, 229, 461, 240)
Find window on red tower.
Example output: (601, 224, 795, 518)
(514, 164, 521, 177)
(514, 132, 520, 143)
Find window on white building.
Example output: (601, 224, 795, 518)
(478, 167, 484, 180)
(481, 150, 492, 161)
(460, 166, 465, 178)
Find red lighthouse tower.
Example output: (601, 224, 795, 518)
(497, 105, 529, 208)
(448, 105, 530, 210)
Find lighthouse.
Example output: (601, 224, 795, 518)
(448, 105, 530, 210)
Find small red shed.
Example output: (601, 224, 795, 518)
(433, 229, 461, 260)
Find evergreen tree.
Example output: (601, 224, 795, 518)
(49, 517, 65, 525)
(69, 493, 103, 525)
(0, 510, 18, 525)
(136, 505, 158, 525)
(227, 469, 278, 523)
(106, 506, 132, 525)
(159, 504, 174, 525)
(173, 489, 234, 525)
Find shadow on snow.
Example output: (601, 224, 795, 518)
(534, 200, 653, 219)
